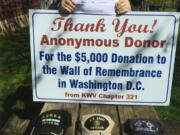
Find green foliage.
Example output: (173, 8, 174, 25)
(11, 100, 25, 110)
(131, 0, 177, 11)
(0, 102, 4, 113)
(0, 27, 31, 99)
(147, 0, 175, 4)
(155, 86, 180, 120)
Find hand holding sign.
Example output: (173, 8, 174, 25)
(60, 0, 131, 14)
(61, 0, 76, 12)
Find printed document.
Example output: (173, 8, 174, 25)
(75, 0, 118, 14)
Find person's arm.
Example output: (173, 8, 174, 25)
(60, 0, 131, 13)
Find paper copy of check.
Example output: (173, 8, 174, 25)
(75, 0, 117, 14)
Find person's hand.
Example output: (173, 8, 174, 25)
(60, 0, 76, 13)
(116, 0, 131, 14)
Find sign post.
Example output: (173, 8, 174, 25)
(29, 10, 180, 105)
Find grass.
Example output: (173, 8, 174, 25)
(0, 27, 44, 128)
(0, 27, 31, 112)
(155, 31, 180, 120)
(155, 86, 180, 120)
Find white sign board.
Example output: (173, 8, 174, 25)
(29, 10, 180, 105)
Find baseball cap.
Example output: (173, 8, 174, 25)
(81, 114, 115, 135)
(124, 119, 163, 135)
(32, 110, 71, 135)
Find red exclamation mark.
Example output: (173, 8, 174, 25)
(150, 19, 157, 33)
